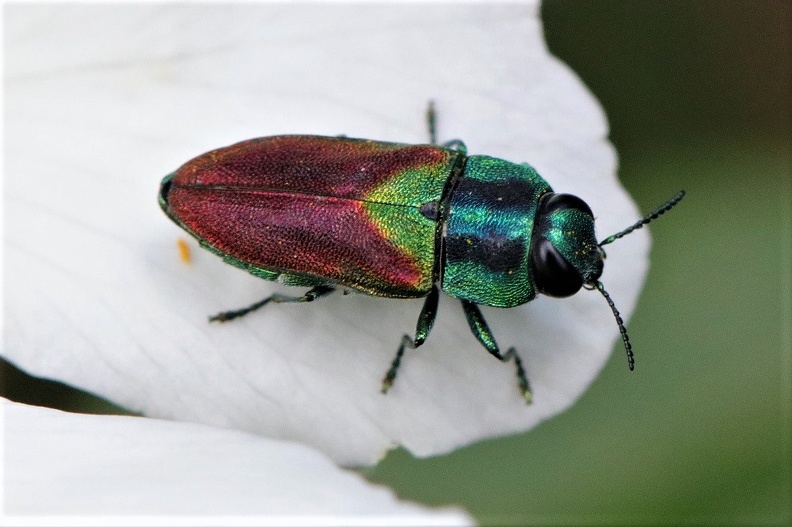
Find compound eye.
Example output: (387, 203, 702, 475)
(540, 193, 593, 217)
(532, 238, 584, 298)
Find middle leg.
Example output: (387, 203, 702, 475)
(381, 286, 440, 394)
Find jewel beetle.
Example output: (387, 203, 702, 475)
(158, 103, 684, 403)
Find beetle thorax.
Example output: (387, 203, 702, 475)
(440, 155, 552, 308)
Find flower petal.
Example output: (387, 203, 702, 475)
(3, 3, 647, 466)
(2, 399, 472, 523)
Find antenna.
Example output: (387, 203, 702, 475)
(599, 190, 686, 247)
(590, 190, 686, 370)
(593, 281, 634, 370)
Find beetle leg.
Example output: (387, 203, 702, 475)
(427, 100, 437, 145)
(381, 285, 440, 394)
(440, 139, 467, 156)
(427, 100, 468, 154)
(460, 300, 532, 404)
(209, 285, 335, 323)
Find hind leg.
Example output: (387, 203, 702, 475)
(209, 285, 336, 322)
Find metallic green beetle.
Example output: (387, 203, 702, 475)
(159, 102, 685, 403)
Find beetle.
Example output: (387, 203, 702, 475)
(158, 103, 684, 403)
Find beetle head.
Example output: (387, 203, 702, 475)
(530, 189, 686, 372)
(530, 192, 603, 298)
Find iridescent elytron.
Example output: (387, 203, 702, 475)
(159, 104, 685, 403)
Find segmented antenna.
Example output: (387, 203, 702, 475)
(599, 190, 686, 246)
(591, 190, 686, 370)
(595, 281, 634, 370)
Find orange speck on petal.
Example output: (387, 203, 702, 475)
(177, 238, 191, 264)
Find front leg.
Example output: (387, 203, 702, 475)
(461, 300, 532, 404)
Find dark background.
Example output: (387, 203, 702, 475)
(3, 1, 790, 524)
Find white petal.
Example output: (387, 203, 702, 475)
(3, 3, 648, 466)
(1, 399, 472, 524)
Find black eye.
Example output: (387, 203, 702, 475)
(531, 238, 583, 298)
(539, 192, 593, 217)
